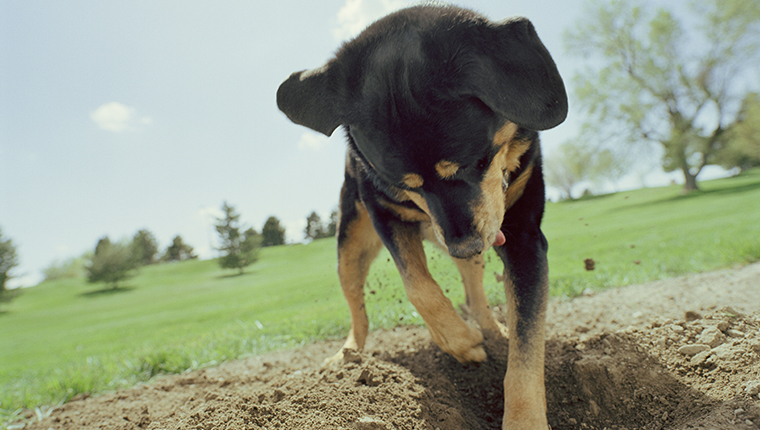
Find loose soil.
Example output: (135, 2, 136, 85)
(21, 263, 760, 429)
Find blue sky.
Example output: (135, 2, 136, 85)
(0, 0, 731, 287)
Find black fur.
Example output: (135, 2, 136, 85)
(278, 4, 566, 427)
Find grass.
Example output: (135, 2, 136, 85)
(1, 168, 759, 425)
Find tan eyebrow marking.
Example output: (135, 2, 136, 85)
(402, 173, 424, 188)
(435, 160, 460, 179)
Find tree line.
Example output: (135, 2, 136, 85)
(543, 0, 759, 199)
(0, 204, 339, 296)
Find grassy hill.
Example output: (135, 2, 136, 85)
(2, 169, 759, 422)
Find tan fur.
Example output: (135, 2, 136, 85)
(393, 227, 486, 363)
(402, 173, 424, 188)
(435, 160, 460, 179)
(324, 201, 383, 366)
(470, 123, 534, 248)
(502, 276, 549, 429)
(504, 163, 533, 211)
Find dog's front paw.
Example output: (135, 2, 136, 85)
(322, 348, 363, 368)
(430, 322, 487, 363)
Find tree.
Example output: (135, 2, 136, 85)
(162, 236, 197, 262)
(326, 208, 339, 237)
(215, 202, 261, 273)
(544, 140, 597, 200)
(714, 92, 760, 171)
(0, 227, 19, 295)
(261, 216, 286, 247)
(43, 255, 88, 281)
(566, 0, 760, 192)
(304, 211, 329, 240)
(86, 237, 137, 289)
(131, 229, 158, 266)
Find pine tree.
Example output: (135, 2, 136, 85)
(215, 202, 261, 273)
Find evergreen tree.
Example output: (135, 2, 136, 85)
(215, 202, 261, 273)
(304, 211, 327, 240)
(0, 227, 19, 295)
(261, 216, 286, 247)
(163, 236, 197, 262)
(131, 229, 158, 266)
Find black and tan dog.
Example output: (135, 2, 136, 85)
(277, 4, 566, 429)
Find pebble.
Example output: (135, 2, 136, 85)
(745, 381, 760, 396)
(354, 416, 388, 430)
(678, 344, 710, 356)
(726, 329, 744, 338)
(697, 327, 725, 348)
(690, 350, 713, 367)
(684, 311, 701, 321)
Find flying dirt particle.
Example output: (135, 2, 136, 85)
(370, 290, 376, 295)
(633, 260, 641, 265)
(584, 258, 595, 271)
(685, 310, 702, 321)
(630, 244, 636, 248)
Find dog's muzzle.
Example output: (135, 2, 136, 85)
(447, 236, 485, 259)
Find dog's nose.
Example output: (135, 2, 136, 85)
(447, 236, 485, 259)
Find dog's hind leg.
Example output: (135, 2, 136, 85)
(323, 199, 383, 367)
(452, 254, 509, 339)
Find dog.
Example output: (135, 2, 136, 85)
(277, 4, 567, 429)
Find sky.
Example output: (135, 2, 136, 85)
(0, 0, 740, 288)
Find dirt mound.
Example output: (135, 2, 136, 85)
(20, 263, 760, 430)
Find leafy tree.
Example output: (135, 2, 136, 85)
(0, 227, 19, 295)
(566, 0, 760, 192)
(261, 216, 286, 247)
(43, 255, 88, 281)
(131, 229, 158, 266)
(714, 92, 760, 171)
(326, 208, 339, 238)
(544, 140, 596, 200)
(86, 237, 137, 289)
(215, 202, 261, 273)
(162, 235, 197, 262)
(304, 211, 330, 240)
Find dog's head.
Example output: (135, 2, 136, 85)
(278, 5, 567, 258)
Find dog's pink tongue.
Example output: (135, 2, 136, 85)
(493, 230, 506, 247)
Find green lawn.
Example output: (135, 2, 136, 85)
(2, 169, 759, 423)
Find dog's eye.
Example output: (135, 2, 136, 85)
(476, 156, 489, 171)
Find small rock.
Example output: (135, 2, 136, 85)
(354, 416, 388, 430)
(678, 344, 710, 356)
(343, 349, 363, 364)
(717, 321, 729, 331)
(720, 306, 744, 318)
(589, 399, 601, 416)
(726, 329, 744, 338)
(745, 381, 760, 396)
(671, 325, 685, 334)
(690, 350, 713, 367)
(684, 311, 701, 321)
(697, 327, 725, 348)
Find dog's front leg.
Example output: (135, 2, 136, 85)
(495, 226, 549, 430)
(382, 220, 487, 364)
(452, 254, 509, 339)
(324, 192, 383, 367)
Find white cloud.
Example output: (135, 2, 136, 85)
(297, 131, 329, 151)
(90, 102, 153, 132)
(332, 0, 409, 41)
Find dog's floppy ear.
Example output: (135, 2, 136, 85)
(277, 62, 343, 136)
(464, 18, 568, 130)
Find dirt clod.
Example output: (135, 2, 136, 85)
(17, 263, 760, 430)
